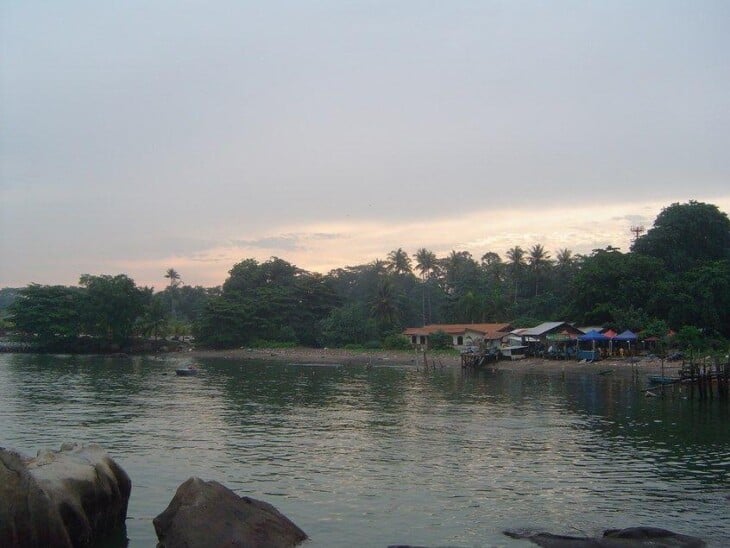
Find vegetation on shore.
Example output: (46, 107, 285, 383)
(2, 200, 730, 354)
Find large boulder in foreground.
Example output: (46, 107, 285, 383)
(154, 477, 307, 548)
(504, 526, 706, 547)
(0, 443, 131, 548)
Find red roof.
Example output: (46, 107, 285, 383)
(403, 323, 513, 340)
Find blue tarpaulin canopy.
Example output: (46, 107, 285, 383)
(614, 330, 638, 341)
(578, 330, 609, 342)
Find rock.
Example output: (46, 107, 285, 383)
(0, 448, 71, 547)
(0, 443, 131, 548)
(154, 477, 307, 548)
(504, 526, 705, 547)
(603, 527, 705, 546)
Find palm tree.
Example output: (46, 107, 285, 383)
(506, 246, 526, 303)
(528, 244, 552, 297)
(414, 248, 437, 279)
(442, 250, 475, 290)
(164, 268, 181, 288)
(164, 268, 182, 319)
(371, 278, 399, 333)
(371, 259, 388, 276)
(414, 248, 437, 325)
(386, 248, 412, 276)
(555, 248, 574, 269)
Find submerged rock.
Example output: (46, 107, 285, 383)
(504, 526, 705, 547)
(0, 443, 131, 548)
(154, 477, 307, 548)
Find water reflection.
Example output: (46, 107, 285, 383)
(1, 354, 728, 546)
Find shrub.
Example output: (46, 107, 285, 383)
(429, 330, 452, 350)
(382, 334, 410, 350)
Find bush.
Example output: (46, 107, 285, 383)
(343, 343, 365, 350)
(363, 340, 382, 349)
(428, 330, 452, 350)
(382, 334, 410, 350)
(250, 339, 297, 349)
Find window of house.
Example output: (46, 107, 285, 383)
(457, 336, 463, 345)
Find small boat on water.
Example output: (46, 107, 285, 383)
(176, 365, 199, 377)
(647, 374, 679, 385)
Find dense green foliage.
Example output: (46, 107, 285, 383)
(428, 331, 453, 350)
(193, 257, 339, 348)
(10, 275, 150, 350)
(631, 201, 730, 273)
(5, 201, 730, 351)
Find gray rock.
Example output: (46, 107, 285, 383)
(0, 443, 131, 548)
(154, 477, 307, 548)
(504, 526, 706, 547)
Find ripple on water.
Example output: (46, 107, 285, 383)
(0, 356, 729, 546)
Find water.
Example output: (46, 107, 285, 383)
(1, 354, 728, 547)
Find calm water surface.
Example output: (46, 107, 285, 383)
(1, 354, 728, 547)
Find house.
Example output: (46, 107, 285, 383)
(516, 321, 584, 352)
(403, 323, 513, 350)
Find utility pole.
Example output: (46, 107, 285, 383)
(630, 225, 645, 242)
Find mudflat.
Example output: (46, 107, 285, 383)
(173, 346, 683, 374)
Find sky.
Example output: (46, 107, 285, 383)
(2, 1, 729, 290)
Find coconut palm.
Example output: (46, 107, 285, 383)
(555, 248, 574, 269)
(506, 246, 526, 303)
(371, 277, 399, 333)
(414, 248, 437, 280)
(371, 259, 388, 276)
(414, 248, 437, 325)
(528, 244, 552, 297)
(164, 268, 182, 319)
(164, 268, 181, 288)
(386, 248, 413, 276)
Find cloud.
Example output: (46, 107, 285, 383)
(229, 232, 345, 252)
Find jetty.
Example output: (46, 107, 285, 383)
(461, 350, 499, 369)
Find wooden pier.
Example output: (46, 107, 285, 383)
(680, 358, 730, 400)
(461, 351, 499, 369)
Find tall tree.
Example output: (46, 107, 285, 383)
(78, 274, 149, 346)
(9, 285, 83, 345)
(506, 246, 526, 304)
(414, 248, 437, 279)
(164, 268, 182, 319)
(528, 244, 552, 297)
(555, 248, 574, 269)
(631, 200, 730, 273)
(371, 277, 399, 334)
(196, 257, 338, 347)
(386, 248, 413, 276)
(414, 248, 437, 325)
(164, 268, 182, 288)
(568, 249, 664, 326)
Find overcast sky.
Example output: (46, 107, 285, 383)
(2, 1, 729, 289)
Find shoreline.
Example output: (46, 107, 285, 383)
(172, 346, 683, 374)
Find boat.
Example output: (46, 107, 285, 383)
(499, 345, 527, 360)
(176, 365, 199, 377)
(597, 369, 614, 376)
(647, 374, 679, 385)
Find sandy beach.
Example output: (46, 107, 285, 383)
(173, 346, 681, 374)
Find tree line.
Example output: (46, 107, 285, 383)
(4, 200, 730, 352)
